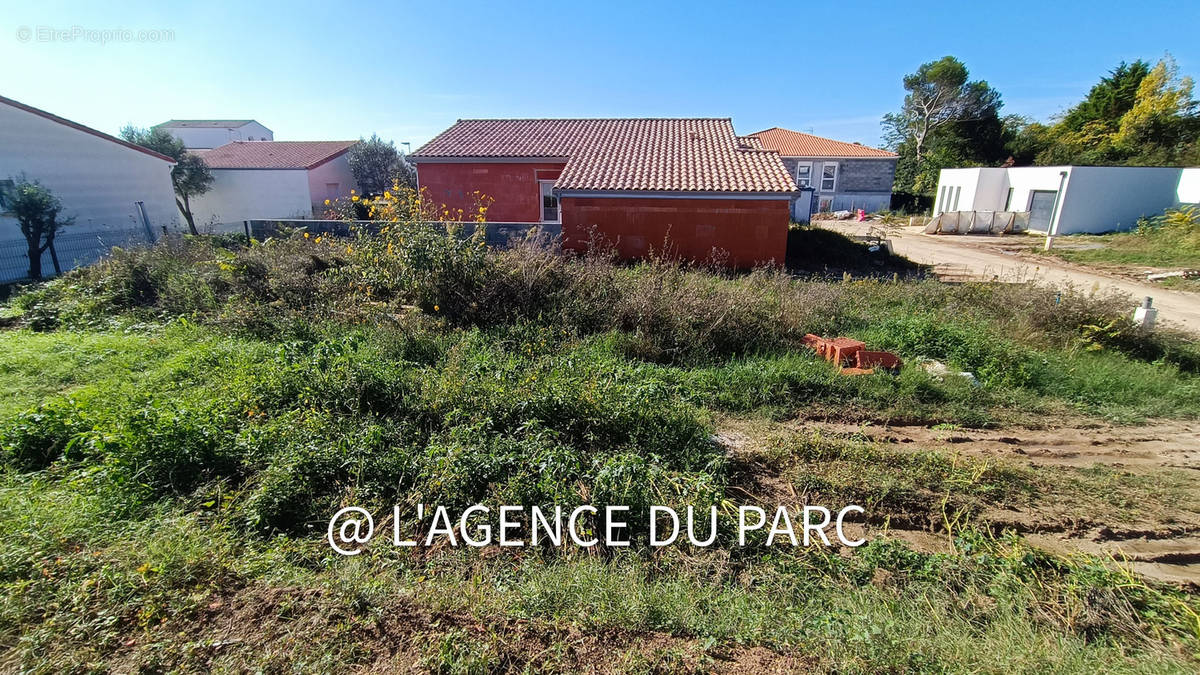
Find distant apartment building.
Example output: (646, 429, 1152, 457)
(153, 119, 274, 149)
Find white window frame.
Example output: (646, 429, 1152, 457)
(794, 161, 813, 188)
(539, 180, 560, 224)
(819, 162, 838, 192)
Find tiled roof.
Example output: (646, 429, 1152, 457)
(747, 127, 897, 158)
(0, 95, 175, 163)
(155, 119, 256, 129)
(412, 119, 797, 193)
(196, 141, 356, 169)
(736, 135, 764, 150)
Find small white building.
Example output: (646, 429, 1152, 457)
(153, 120, 275, 150)
(188, 141, 358, 229)
(934, 166, 1200, 234)
(0, 95, 178, 281)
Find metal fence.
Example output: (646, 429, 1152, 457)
(244, 219, 562, 248)
(0, 228, 153, 284)
(0, 220, 561, 285)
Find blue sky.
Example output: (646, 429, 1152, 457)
(2, 1, 1197, 150)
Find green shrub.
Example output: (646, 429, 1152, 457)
(0, 399, 86, 471)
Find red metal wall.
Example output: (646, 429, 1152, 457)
(415, 161, 565, 222)
(561, 196, 789, 267)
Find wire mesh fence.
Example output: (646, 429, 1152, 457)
(244, 219, 562, 248)
(0, 228, 153, 284)
(0, 220, 562, 285)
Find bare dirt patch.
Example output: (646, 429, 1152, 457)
(100, 581, 809, 674)
(718, 416, 1200, 587)
(808, 419, 1200, 472)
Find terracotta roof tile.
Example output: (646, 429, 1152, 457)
(196, 140, 356, 169)
(748, 127, 897, 158)
(412, 119, 796, 193)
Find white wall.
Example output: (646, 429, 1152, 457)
(164, 122, 274, 149)
(932, 168, 983, 213)
(1056, 167, 1183, 234)
(188, 169, 313, 229)
(1178, 168, 1200, 205)
(1001, 166, 1070, 219)
(306, 154, 358, 216)
(934, 165, 1200, 234)
(0, 100, 179, 280)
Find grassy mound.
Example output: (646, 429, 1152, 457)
(2, 225, 1199, 670)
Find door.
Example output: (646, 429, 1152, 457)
(1028, 190, 1057, 231)
(793, 189, 813, 223)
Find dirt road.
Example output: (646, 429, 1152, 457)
(821, 222, 1200, 334)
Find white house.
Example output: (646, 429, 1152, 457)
(153, 120, 275, 150)
(188, 141, 358, 228)
(0, 95, 178, 282)
(934, 166, 1200, 234)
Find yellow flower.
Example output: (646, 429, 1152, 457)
(434, 305, 440, 312)
(303, 232, 310, 239)
(323, 199, 331, 206)
(351, 195, 359, 202)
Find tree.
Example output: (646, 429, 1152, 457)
(3, 177, 73, 280)
(347, 135, 417, 196)
(882, 57, 1003, 164)
(882, 57, 1005, 193)
(1060, 60, 1150, 134)
(120, 126, 214, 235)
(1000, 116, 1054, 166)
(1020, 56, 1199, 167)
(1115, 55, 1198, 163)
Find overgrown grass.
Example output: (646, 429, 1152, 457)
(2, 476, 1197, 672)
(1037, 206, 1200, 290)
(2, 227, 1199, 670)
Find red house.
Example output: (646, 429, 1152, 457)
(409, 119, 797, 267)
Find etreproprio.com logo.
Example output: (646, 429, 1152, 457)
(15, 25, 175, 45)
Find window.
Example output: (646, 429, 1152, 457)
(539, 181, 559, 223)
(820, 163, 837, 192)
(936, 185, 947, 214)
(1004, 187, 1014, 211)
(0, 179, 13, 210)
(951, 186, 961, 211)
(794, 162, 812, 188)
